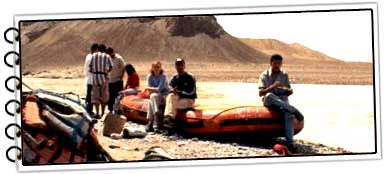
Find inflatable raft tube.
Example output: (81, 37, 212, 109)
(119, 93, 304, 136)
(21, 90, 112, 164)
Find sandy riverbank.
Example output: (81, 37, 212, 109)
(22, 77, 375, 160)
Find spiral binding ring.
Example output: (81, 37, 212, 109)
(5, 124, 21, 140)
(6, 146, 22, 163)
(5, 76, 21, 93)
(4, 27, 19, 44)
(4, 27, 22, 164)
(4, 51, 20, 68)
(5, 100, 21, 116)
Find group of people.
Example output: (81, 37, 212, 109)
(84, 43, 302, 150)
(84, 43, 197, 133)
(144, 58, 197, 132)
(84, 43, 140, 118)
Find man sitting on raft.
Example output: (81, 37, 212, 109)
(164, 58, 197, 128)
(258, 54, 303, 151)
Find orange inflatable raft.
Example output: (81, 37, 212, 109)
(119, 92, 304, 136)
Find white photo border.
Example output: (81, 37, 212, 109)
(13, 2, 381, 173)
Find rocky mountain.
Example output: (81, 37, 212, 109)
(20, 16, 268, 72)
(20, 16, 346, 73)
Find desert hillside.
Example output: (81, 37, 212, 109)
(240, 38, 342, 63)
(20, 16, 268, 72)
(19, 16, 373, 85)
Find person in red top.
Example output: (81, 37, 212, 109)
(113, 64, 140, 114)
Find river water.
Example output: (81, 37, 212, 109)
(196, 82, 376, 153)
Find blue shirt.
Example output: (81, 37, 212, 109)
(147, 73, 169, 96)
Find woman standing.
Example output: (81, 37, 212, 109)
(145, 61, 169, 132)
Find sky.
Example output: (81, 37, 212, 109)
(216, 10, 373, 62)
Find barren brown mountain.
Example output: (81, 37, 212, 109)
(20, 16, 373, 85)
(20, 16, 269, 72)
(240, 38, 342, 63)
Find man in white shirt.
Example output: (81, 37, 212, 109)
(84, 43, 99, 114)
(106, 47, 125, 113)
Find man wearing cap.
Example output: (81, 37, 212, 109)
(164, 58, 197, 128)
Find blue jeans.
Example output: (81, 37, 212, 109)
(263, 93, 296, 145)
(113, 88, 138, 113)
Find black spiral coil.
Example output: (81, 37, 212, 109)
(5, 123, 21, 140)
(4, 27, 20, 44)
(4, 27, 22, 163)
(6, 146, 22, 163)
(4, 51, 20, 68)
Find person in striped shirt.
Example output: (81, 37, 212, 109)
(84, 43, 99, 114)
(89, 44, 113, 118)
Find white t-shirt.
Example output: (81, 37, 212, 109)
(109, 54, 125, 83)
(84, 53, 93, 85)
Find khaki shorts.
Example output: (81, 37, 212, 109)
(91, 83, 109, 104)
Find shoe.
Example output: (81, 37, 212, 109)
(156, 122, 164, 129)
(286, 143, 298, 154)
(163, 116, 176, 129)
(113, 109, 121, 115)
(154, 127, 161, 133)
(145, 123, 154, 132)
(94, 114, 101, 119)
(154, 126, 168, 134)
(163, 115, 176, 129)
(91, 118, 98, 125)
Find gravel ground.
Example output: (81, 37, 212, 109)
(95, 120, 351, 161)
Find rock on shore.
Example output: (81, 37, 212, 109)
(96, 120, 350, 161)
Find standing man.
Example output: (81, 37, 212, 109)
(89, 44, 113, 118)
(106, 47, 125, 113)
(84, 43, 99, 114)
(164, 58, 197, 128)
(258, 54, 303, 151)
